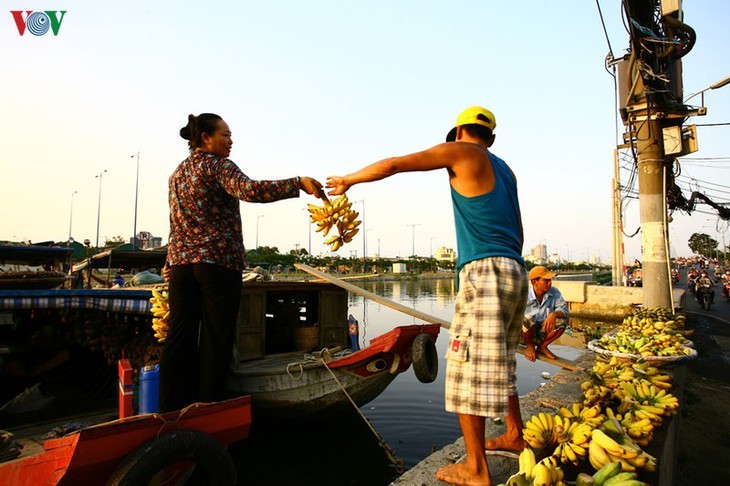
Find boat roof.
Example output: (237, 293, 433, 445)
(0, 245, 73, 266)
(72, 247, 168, 272)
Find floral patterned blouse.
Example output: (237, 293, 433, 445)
(167, 150, 300, 272)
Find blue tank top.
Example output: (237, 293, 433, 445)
(451, 152, 525, 274)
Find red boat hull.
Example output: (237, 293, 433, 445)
(0, 396, 251, 486)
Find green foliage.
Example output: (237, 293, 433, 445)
(688, 232, 718, 257)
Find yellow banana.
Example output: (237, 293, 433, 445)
(591, 430, 627, 457)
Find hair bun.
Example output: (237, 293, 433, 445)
(179, 125, 191, 140)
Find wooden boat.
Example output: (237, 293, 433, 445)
(0, 396, 252, 485)
(229, 323, 440, 417)
(229, 280, 441, 417)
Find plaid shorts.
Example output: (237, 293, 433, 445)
(522, 317, 567, 343)
(444, 257, 528, 417)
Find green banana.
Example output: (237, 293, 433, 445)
(592, 461, 621, 485)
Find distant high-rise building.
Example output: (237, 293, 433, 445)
(533, 244, 547, 260)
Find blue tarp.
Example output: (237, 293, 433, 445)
(0, 289, 153, 315)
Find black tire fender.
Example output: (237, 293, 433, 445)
(106, 429, 236, 486)
(411, 333, 438, 383)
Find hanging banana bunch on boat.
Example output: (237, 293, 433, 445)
(307, 193, 361, 252)
(149, 289, 170, 343)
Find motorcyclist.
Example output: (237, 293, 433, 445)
(687, 269, 699, 294)
(695, 270, 715, 304)
(722, 269, 730, 301)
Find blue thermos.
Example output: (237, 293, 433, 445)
(139, 363, 160, 414)
(348, 314, 360, 351)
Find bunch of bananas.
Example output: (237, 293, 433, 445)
(588, 419, 657, 473)
(523, 412, 557, 450)
(629, 361, 673, 390)
(552, 415, 593, 466)
(618, 411, 656, 447)
(581, 382, 614, 408)
(501, 448, 566, 486)
(149, 289, 170, 343)
(308, 193, 361, 252)
(615, 381, 679, 423)
(559, 403, 605, 428)
(577, 462, 648, 486)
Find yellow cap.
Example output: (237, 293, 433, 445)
(445, 106, 496, 142)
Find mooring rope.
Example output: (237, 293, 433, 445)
(319, 357, 406, 474)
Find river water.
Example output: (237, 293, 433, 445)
(232, 277, 584, 485)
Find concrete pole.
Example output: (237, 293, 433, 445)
(635, 116, 672, 309)
(612, 148, 625, 286)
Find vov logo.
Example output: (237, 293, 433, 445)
(11, 10, 67, 36)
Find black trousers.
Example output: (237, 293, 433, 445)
(159, 263, 242, 412)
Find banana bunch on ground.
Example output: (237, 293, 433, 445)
(523, 412, 558, 450)
(581, 382, 614, 408)
(559, 403, 605, 428)
(149, 289, 170, 343)
(552, 414, 593, 466)
(308, 193, 361, 252)
(628, 305, 674, 321)
(576, 461, 649, 486)
(629, 361, 673, 390)
(615, 381, 679, 423)
(500, 448, 566, 486)
(617, 411, 655, 446)
(588, 419, 657, 473)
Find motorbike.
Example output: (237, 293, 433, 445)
(687, 278, 697, 294)
(696, 284, 714, 311)
(723, 281, 730, 303)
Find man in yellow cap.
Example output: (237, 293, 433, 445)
(327, 106, 528, 486)
(522, 266, 569, 362)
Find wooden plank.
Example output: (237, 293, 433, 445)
(294, 263, 583, 371)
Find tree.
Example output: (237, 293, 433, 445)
(688, 233, 718, 258)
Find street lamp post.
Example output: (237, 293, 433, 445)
(130, 152, 140, 250)
(95, 170, 107, 250)
(256, 215, 265, 249)
(684, 75, 730, 106)
(355, 200, 366, 272)
(68, 190, 77, 241)
(407, 224, 420, 258)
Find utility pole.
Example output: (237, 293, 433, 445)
(621, 0, 698, 309)
(611, 149, 625, 286)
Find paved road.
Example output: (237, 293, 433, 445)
(675, 264, 730, 485)
(678, 265, 730, 321)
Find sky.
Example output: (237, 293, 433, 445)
(2, 1, 729, 262)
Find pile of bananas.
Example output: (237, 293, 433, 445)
(308, 193, 361, 252)
(149, 289, 170, 343)
(500, 448, 566, 486)
(588, 419, 657, 473)
(593, 307, 693, 358)
(576, 462, 648, 486)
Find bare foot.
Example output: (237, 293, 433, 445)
(435, 462, 491, 486)
(537, 346, 557, 360)
(484, 433, 527, 452)
(523, 344, 537, 362)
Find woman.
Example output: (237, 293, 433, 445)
(160, 113, 324, 412)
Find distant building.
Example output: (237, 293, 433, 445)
(392, 262, 408, 274)
(434, 246, 456, 263)
(532, 244, 547, 260)
(590, 254, 601, 265)
(548, 253, 561, 264)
